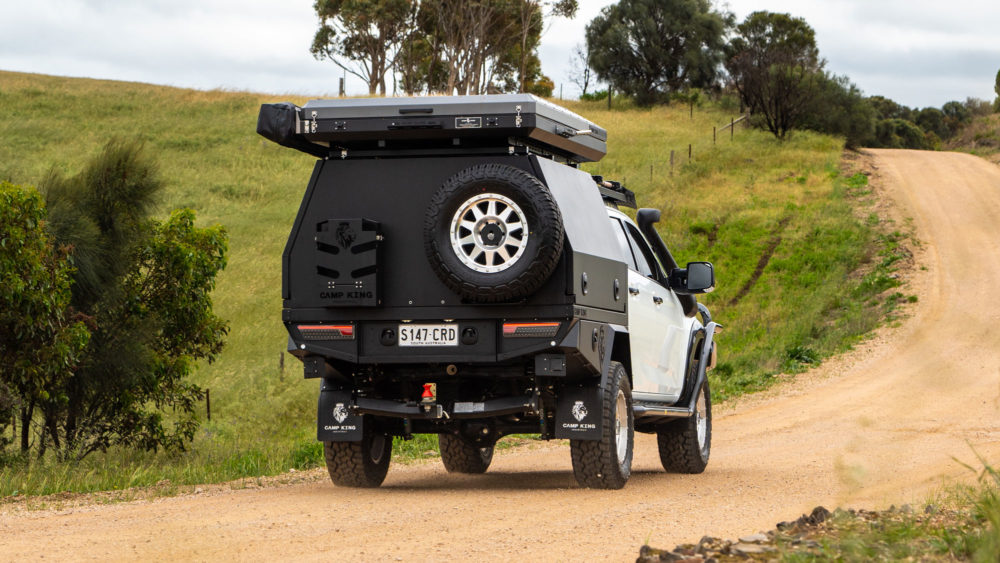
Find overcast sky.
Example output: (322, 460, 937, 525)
(1, 0, 998, 109)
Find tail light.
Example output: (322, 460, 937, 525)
(298, 324, 355, 341)
(502, 322, 560, 338)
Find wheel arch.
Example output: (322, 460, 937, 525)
(678, 319, 720, 409)
(610, 327, 632, 387)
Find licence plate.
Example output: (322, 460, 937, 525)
(398, 324, 458, 347)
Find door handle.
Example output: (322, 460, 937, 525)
(628, 286, 640, 296)
(653, 296, 664, 305)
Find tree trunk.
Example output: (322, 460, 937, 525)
(20, 402, 33, 453)
(519, 8, 530, 92)
(65, 398, 77, 451)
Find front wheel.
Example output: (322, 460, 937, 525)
(570, 361, 634, 489)
(657, 378, 711, 473)
(324, 420, 392, 488)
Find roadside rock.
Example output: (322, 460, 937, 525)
(638, 503, 967, 562)
(776, 505, 830, 530)
(639, 507, 833, 561)
(731, 542, 774, 555)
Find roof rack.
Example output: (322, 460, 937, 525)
(592, 176, 637, 209)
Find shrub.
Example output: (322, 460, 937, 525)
(801, 73, 876, 149)
(964, 97, 994, 118)
(874, 119, 930, 150)
(525, 75, 555, 98)
(916, 107, 950, 140)
(26, 140, 229, 461)
(580, 89, 608, 101)
(868, 95, 913, 121)
(0, 182, 89, 457)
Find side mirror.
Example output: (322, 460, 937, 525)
(669, 262, 715, 295)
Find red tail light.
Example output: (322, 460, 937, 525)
(298, 324, 355, 340)
(502, 322, 560, 338)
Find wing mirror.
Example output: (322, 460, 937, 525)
(668, 262, 715, 294)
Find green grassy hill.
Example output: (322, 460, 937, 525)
(0, 71, 909, 495)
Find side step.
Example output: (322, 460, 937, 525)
(633, 404, 691, 420)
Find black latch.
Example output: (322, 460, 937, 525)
(534, 354, 567, 376)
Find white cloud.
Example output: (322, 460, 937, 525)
(1, 0, 998, 107)
(724, 0, 1000, 106)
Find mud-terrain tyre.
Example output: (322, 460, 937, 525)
(438, 434, 494, 474)
(424, 163, 564, 303)
(324, 421, 392, 488)
(656, 378, 711, 474)
(570, 362, 634, 489)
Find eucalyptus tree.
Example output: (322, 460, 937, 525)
(586, 0, 733, 105)
(725, 11, 824, 138)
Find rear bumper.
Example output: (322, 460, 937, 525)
(287, 317, 572, 366)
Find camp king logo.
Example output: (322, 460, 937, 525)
(572, 401, 588, 422)
(336, 222, 356, 249)
(323, 403, 357, 432)
(333, 403, 349, 423)
(562, 401, 596, 431)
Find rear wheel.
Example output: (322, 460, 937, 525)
(438, 434, 494, 474)
(324, 420, 392, 488)
(657, 378, 711, 473)
(570, 362, 634, 489)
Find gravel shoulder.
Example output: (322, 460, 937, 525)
(3, 149, 1000, 562)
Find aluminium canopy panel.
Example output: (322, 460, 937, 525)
(295, 94, 607, 162)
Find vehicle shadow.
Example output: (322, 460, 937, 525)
(383, 470, 580, 491)
(380, 467, 697, 492)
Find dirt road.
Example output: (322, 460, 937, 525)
(3, 150, 1000, 562)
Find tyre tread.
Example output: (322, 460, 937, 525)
(656, 381, 711, 474)
(323, 429, 391, 488)
(570, 362, 633, 489)
(438, 434, 494, 474)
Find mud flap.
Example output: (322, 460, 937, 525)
(317, 383, 363, 442)
(554, 383, 602, 439)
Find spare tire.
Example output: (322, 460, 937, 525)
(424, 163, 564, 303)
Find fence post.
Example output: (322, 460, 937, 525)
(688, 144, 692, 162)
(731, 118, 735, 141)
(713, 126, 717, 145)
(649, 164, 653, 181)
(608, 87, 612, 110)
(670, 150, 675, 176)
(206, 388, 211, 421)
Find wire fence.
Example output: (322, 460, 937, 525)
(652, 114, 750, 179)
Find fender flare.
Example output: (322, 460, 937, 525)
(681, 321, 719, 412)
(678, 304, 720, 410)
